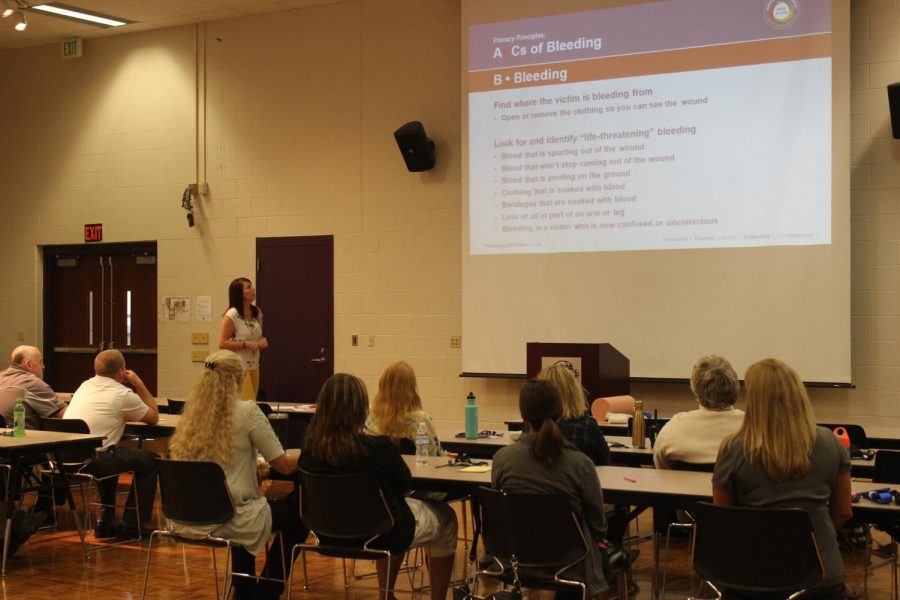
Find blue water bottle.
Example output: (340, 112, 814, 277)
(465, 392, 478, 439)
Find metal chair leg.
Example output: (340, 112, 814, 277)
(140, 530, 158, 599)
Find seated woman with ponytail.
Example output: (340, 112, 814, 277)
(492, 379, 610, 599)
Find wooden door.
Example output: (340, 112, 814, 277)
(43, 243, 157, 394)
(256, 236, 333, 405)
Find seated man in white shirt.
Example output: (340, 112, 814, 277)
(65, 349, 159, 539)
(653, 354, 744, 469)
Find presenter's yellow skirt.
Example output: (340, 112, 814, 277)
(242, 368, 260, 400)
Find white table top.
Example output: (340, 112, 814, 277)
(0, 429, 103, 455)
(402, 455, 900, 524)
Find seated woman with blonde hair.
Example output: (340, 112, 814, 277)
(168, 350, 307, 600)
(367, 361, 442, 457)
(713, 358, 853, 599)
(538, 363, 610, 465)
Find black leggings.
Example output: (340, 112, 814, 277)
(230, 489, 308, 600)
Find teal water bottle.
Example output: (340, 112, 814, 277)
(13, 397, 25, 437)
(465, 392, 478, 440)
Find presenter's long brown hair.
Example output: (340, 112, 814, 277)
(304, 373, 369, 465)
(226, 277, 260, 319)
(520, 379, 565, 466)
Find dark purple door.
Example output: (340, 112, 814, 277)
(256, 236, 333, 405)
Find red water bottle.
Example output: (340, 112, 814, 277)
(833, 427, 850, 448)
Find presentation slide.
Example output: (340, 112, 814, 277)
(460, 0, 851, 383)
(469, 0, 831, 254)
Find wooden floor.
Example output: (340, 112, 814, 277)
(0, 461, 896, 600)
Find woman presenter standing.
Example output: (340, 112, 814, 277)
(219, 277, 268, 400)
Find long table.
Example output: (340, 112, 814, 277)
(406, 455, 900, 598)
(438, 428, 879, 477)
(0, 429, 104, 575)
(125, 413, 180, 441)
(405, 455, 900, 526)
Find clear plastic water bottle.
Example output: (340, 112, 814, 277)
(13, 397, 25, 437)
(415, 421, 429, 467)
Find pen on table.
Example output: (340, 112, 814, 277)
(624, 477, 637, 483)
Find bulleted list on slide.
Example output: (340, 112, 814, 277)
(467, 0, 832, 255)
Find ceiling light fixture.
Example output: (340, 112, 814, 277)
(29, 3, 129, 28)
(12, 9, 25, 30)
(1, 0, 16, 18)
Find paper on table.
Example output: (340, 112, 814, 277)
(459, 465, 491, 473)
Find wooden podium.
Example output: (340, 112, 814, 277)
(526, 342, 630, 398)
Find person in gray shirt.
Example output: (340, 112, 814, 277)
(713, 358, 854, 599)
(0, 345, 66, 429)
(0, 346, 66, 543)
(492, 379, 609, 599)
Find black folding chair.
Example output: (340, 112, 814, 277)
(41, 417, 144, 552)
(690, 502, 824, 599)
(659, 462, 715, 600)
(141, 458, 286, 600)
(866, 449, 900, 599)
(286, 469, 395, 599)
(475, 486, 629, 600)
(819, 423, 870, 449)
(165, 399, 186, 415)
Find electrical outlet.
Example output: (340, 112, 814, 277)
(15, 331, 24, 342)
(368, 335, 375, 348)
(191, 332, 209, 344)
(351, 335, 358, 347)
(191, 350, 207, 362)
(450, 336, 461, 349)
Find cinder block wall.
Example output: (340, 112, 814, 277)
(0, 0, 896, 430)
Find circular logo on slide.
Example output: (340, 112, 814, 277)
(766, 0, 798, 28)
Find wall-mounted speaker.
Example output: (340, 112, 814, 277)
(394, 121, 435, 172)
(889, 82, 900, 139)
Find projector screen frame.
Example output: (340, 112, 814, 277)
(460, 0, 851, 384)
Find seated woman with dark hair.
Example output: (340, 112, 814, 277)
(492, 379, 609, 599)
(713, 358, 853, 599)
(538, 363, 610, 465)
(299, 373, 457, 600)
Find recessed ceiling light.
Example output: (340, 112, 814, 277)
(1, 0, 16, 19)
(30, 3, 129, 28)
(12, 9, 25, 30)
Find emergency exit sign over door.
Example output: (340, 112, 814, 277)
(84, 223, 102, 242)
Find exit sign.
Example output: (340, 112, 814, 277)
(84, 223, 103, 243)
(62, 39, 82, 59)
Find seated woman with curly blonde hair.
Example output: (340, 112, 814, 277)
(168, 350, 307, 600)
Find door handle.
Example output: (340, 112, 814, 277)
(310, 357, 327, 363)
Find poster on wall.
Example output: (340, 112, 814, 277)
(196, 295, 212, 322)
(160, 296, 191, 322)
